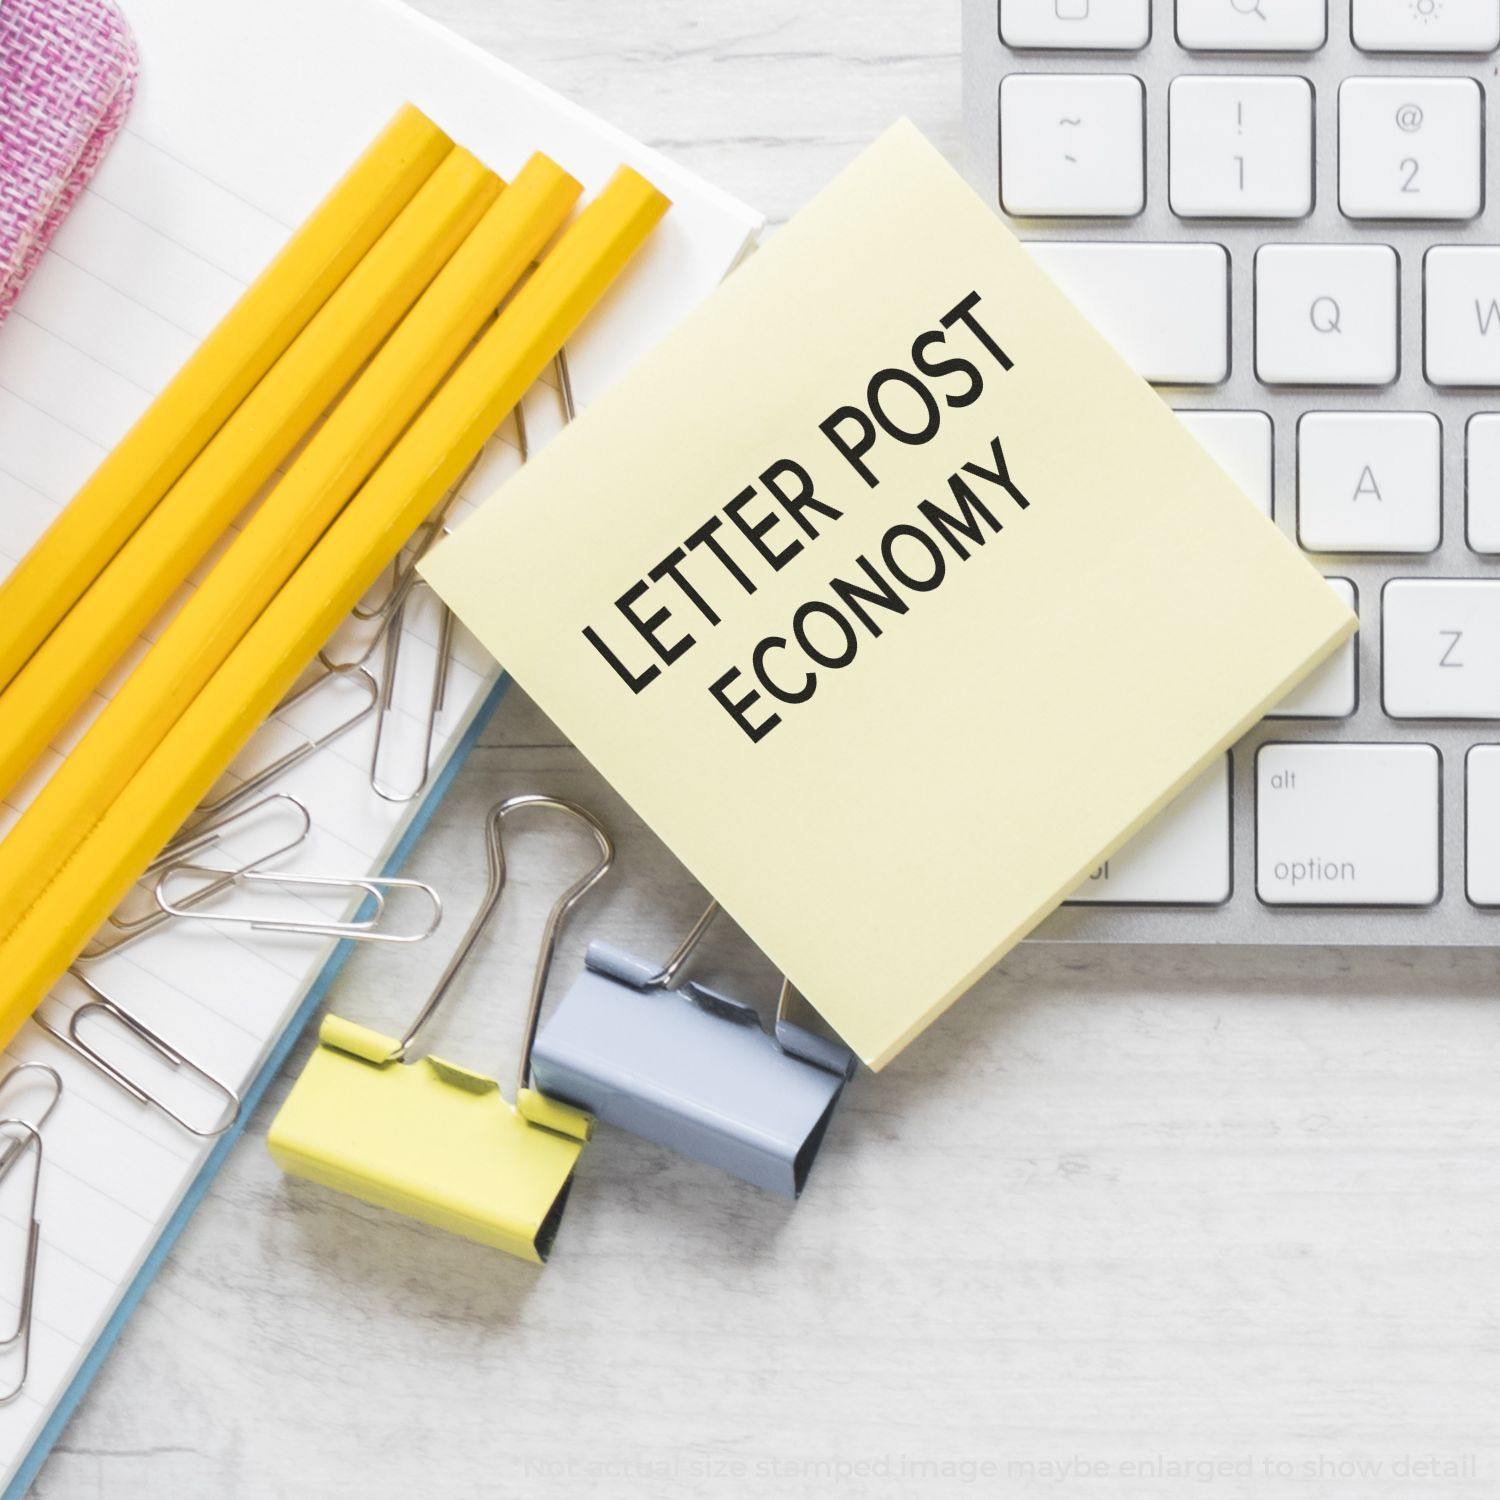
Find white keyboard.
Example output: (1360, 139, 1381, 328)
(963, 0, 1500, 943)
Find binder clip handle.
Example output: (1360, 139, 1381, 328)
(384, 794, 614, 1107)
(640, 899, 723, 990)
(611, 900, 856, 1079)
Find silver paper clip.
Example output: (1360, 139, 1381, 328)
(79, 794, 313, 961)
(193, 662, 377, 824)
(512, 347, 576, 459)
(0, 1120, 42, 1405)
(153, 862, 442, 944)
(531, 899, 856, 1198)
(325, 452, 478, 799)
(38, 973, 240, 1138)
(368, 578, 454, 805)
(321, 451, 478, 676)
(363, 349, 575, 804)
(0, 1063, 61, 1175)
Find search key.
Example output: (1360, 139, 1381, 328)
(1177, 0, 1327, 51)
(1255, 244, 1398, 386)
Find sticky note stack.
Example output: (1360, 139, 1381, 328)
(423, 120, 1355, 1069)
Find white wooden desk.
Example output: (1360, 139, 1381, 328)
(35, 4, 1500, 1496)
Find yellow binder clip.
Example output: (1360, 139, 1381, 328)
(267, 794, 614, 1263)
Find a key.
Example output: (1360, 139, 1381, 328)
(1297, 411, 1440, 552)
(1255, 244, 1398, 386)
(1175, 409, 1272, 515)
(1353, 0, 1500, 53)
(1001, 75, 1145, 217)
(1465, 747, 1500, 904)
(1467, 415, 1500, 553)
(1001, 0, 1151, 49)
(1177, 0, 1327, 52)
(1269, 578, 1357, 717)
(1339, 78, 1482, 221)
(1256, 742, 1440, 906)
(1383, 579, 1500, 718)
(1028, 242, 1228, 384)
(1069, 757, 1230, 905)
(1426, 247, 1500, 387)
(1169, 76, 1313, 220)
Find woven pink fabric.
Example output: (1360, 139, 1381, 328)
(0, 0, 138, 321)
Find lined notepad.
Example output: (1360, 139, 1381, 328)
(0, 0, 759, 1486)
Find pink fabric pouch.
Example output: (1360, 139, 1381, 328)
(0, 0, 138, 321)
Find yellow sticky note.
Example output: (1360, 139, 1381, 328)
(421, 121, 1354, 1070)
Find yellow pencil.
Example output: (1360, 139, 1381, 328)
(0, 104, 451, 698)
(0, 166, 670, 1042)
(0, 145, 501, 803)
(0, 153, 582, 942)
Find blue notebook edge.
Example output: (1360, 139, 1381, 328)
(6, 675, 511, 1499)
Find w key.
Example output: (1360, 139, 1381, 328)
(1383, 580, 1500, 718)
(1427, 248, 1500, 386)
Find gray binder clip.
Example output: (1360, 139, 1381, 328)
(530, 900, 856, 1198)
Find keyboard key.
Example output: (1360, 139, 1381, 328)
(1070, 757, 1230, 905)
(1338, 78, 1483, 221)
(1029, 242, 1229, 383)
(1467, 415, 1500, 553)
(1175, 409, 1272, 515)
(1269, 578, 1357, 717)
(1255, 244, 1398, 386)
(1384, 579, 1500, 718)
(1001, 75, 1145, 217)
(1257, 743, 1440, 906)
(1426, 247, 1500, 386)
(1465, 747, 1500, 905)
(1169, 75, 1314, 219)
(1297, 411, 1440, 552)
(1001, 0, 1151, 49)
(1177, 0, 1326, 51)
(1353, 0, 1500, 53)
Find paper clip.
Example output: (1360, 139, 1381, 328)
(0, 1120, 42, 1405)
(193, 662, 378, 823)
(0, 1063, 61, 1176)
(79, 793, 313, 961)
(0, 1060, 60, 1405)
(322, 448, 479, 675)
(37, 972, 240, 1138)
(512, 347, 576, 459)
(368, 578, 454, 805)
(153, 861, 441, 945)
(268, 793, 613, 1263)
(531, 900, 856, 1198)
(364, 349, 574, 805)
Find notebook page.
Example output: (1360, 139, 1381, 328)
(0, 0, 761, 1483)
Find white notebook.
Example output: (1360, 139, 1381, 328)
(0, 0, 760, 1488)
